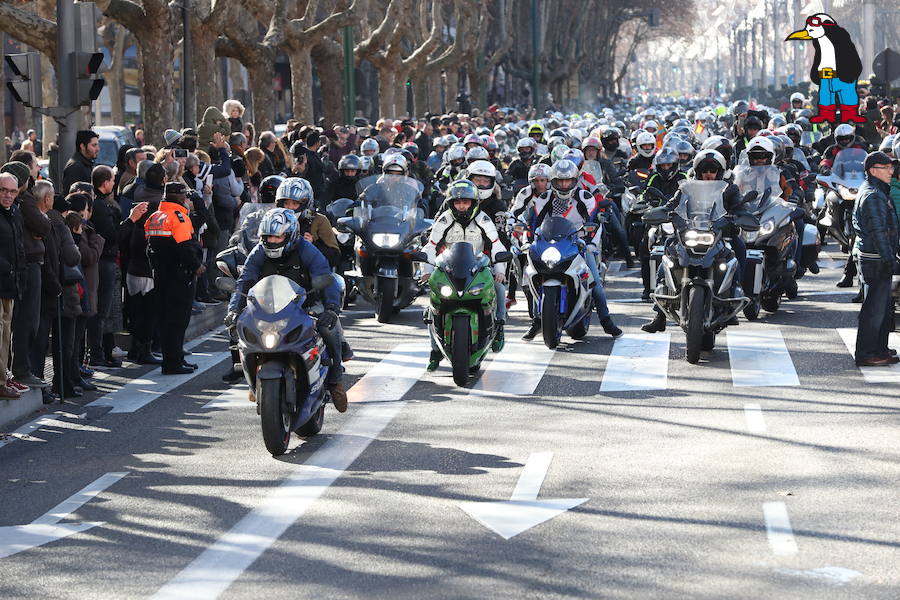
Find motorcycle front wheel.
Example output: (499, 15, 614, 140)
(259, 377, 290, 456)
(541, 286, 561, 349)
(375, 276, 397, 323)
(451, 314, 471, 387)
(685, 287, 705, 364)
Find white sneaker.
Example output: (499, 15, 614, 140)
(110, 346, 128, 359)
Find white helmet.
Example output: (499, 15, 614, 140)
(360, 138, 379, 155)
(635, 131, 657, 157)
(790, 92, 805, 104)
(692, 149, 727, 172)
(643, 119, 659, 132)
(445, 145, 466, 165)
(528, 162, 551, 181)
(466, 146, 490, 163)
(549, 158, 579, 200)
(834, 123, 856, 146)
(746, 136, 775, 164)
(382, 153, 408, 175)
(467, 160, 497, 199)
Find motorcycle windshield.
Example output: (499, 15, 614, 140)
(538, 216, 579, 241)
(355, 174, 421, 227)
(249, 275, 305, 314)
(436, 242, 488, 285)
(791, 148, 810, 171)
(831, 148, 866, 184)
(238, 204, 275, 251)
(733, 165, 781, 212)
(674, 180, 728, 230)
(581, 160, 605, 193)
(801, 131, 821, 147)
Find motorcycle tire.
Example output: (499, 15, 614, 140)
(451, 314, 471, 387)
(375, 277, 397, 323)
(541, 286, 561, 349)
(259, 377, 290, 456)
(566, 319, 588, 340)
(761, 293, 781, 313)
(743, 300, 760, 321)
(685, 287, 705, 364)
(701, 331, 716, 351)
(296, 404, 324, 437)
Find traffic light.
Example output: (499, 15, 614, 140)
(71, 51, 105, 106)
(5, 53, 41, 107)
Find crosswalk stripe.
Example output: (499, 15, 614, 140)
(743, 403, 767, 433)
(763, 501, 799, 556)
(347, 343, 430, 404)
(470, 341, 555, 397)
(599, 333, 670, 392)
(726, 329, 799, 387)
(836, 328, 900, 384)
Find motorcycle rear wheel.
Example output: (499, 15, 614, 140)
(451, 314, 471, 387)
(743, 299, 760, 321)
(259, 377, 290, 456)
(685, 287, 705, 364)
(541, 287, 561, 349)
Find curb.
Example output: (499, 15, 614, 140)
(0, 388, 44, 435)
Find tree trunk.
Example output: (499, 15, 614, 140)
(427, 71, 441, 114)
(40, 56, 57, 158)
(288, 43, 315, 124)
(247, 61, 274, 134)
(445, 68, 457, 112)
(192, 25, 221, 124)
(377, 67, 397, 117)
(413, 76, 428, 116)
(107, 26, 127, 127)
(137, 33, 176, 147)
(469, 70, 484, 112)
(312, 41, 344, 127)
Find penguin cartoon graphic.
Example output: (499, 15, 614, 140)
(785, 13, 864, 124)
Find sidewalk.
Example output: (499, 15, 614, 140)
(0, 302, 227, 432)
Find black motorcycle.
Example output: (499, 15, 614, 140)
(337, 174, 432, 322)
(326, 198, 360, 308)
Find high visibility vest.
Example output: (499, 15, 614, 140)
(145, 201, 193, 243)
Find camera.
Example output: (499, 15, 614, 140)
(174, 148, 188, 158)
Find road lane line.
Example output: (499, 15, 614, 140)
(743, 403, 767, 434)
(152, 403, 415, 599)
(837, 328, 900, 384)
(599, 333, 670, 392)
(32, 472, 129, 525)
(726, 330, 799, 387)
(201, 386, 249, 409)
(763, 501, 798, 556)
(0, 412, 87, 449)
(347, 343, 430, 404)
(470, 342, 555, 397)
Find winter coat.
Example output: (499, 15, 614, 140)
(853, 176, 899, 266)
(18, 188, 50, 264)
(41, 209, 81, 308)
(91, 191, 121, 262)
(890, 177, 900, 222)
(62, 151, 94, 197)
(75, 223, 104, 316)
(197, 106, 231, 148)
(0, 203, 25, 299)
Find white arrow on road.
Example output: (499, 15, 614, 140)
(0, 471, 128, 559)
(458, 452, 588, 540)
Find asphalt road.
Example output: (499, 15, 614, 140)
(1, 243, 898, 599)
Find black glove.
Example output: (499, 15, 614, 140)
(318, 309, 339, 330)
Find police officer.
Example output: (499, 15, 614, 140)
(145, 182, 202, 374)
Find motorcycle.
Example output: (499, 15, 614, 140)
(326, 197, 360, 308)
(336, 174, 432, 323)
(524, 216, 597, 349)
(231, 274, 334, 456)
(815, 148, 866, 249)
(414, 242, 512, 386)
(734, 165, 803, 317)
(644, 180, 758, 364)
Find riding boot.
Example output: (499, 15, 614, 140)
(641, 260, 652, 301)
(641, 310, 666, 333)
(522, 317, 541, 340)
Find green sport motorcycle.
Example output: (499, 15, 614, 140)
(415, 242, 512, 387)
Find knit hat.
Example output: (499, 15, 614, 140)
(164, 181, 188, 197)
(197, 161, 212, 180)
(1, 161, 30, 188)
(163, 129, 183, 147)
(864, 151, 893, 171)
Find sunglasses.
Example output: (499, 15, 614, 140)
(805, 16, 834, 27)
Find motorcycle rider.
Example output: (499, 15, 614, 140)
(360, 138, 380, 158)
(637, 147, 687, 301)
(521, 159, 623, 340)
(506, 138, 539, 183)
(421, 179, 509, 371)
(785, 92, 806, 123)
(627, 131, 657, 171)
(322, 154, 362, 206)
(642, 149, 756, 333)
(527, 123, 549, 155)
(819, 123, 870, 172)
(275, 177, 340, 269)
(734, 115, 762, 161)
(226, 208, 348, 412)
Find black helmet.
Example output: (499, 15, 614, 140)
(258, 175, 284, 204)
(731, 100, 749, 116)
(338, 153, 362, 175)
(446, 179, 479, 225)
(743, 116, 763, 132)
(664, 111, 680, 126)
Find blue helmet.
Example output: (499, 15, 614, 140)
(258, 208, 300, 259)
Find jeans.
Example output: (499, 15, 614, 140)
(583, 249, 611, 321)
(87, 259, 117, 361)
(11, 262, 41, 378)
(855, 258, 894, 361)
(494, 280, 507, 322)
(818, 76, 858, 107)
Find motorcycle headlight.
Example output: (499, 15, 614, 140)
(759, 219, 775, 236)
(743, 230, 759, 243)
(541, 246, 562, 267)
(467, 283, 486, 296)
(682, 230, 715, 248)
(336, 231, 352, 244)
(262, 332, 279, 349)
(372, 233, 401, 248)
(838, 185, 857, 201)
(440, 285, 454, 298)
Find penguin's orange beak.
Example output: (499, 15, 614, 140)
(785, 29, 812, 40)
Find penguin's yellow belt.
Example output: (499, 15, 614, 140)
(819, 68, 834, 79)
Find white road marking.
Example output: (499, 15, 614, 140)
(763, 501, 799, 556)
(799, 290, 858, 297)
(775, 566, 862, 584)
(458, 451, 588, 540)
(0, 412, 89, 449)
(599, 333, 670, 392)
(348, 343, 430, 404)
(470, 342, 555, 397)
(151, 403, 411, 599)
(726, 330, 799, 387)
(743, 403, 767, 434)
(608, 297, 646, 303)
(0, 471, 128, 559)
(201, 386, 250, 409)
(837, 328, 900, 383)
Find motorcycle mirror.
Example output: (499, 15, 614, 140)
(735, 214, 760, 231)
(335, 216, 353, 233)
(494, 251, 513, 263)
(409, 251, 429, 263)
(215, 277, 236, 294)
(311, 274, 334, 291)
(740, 190, 758, 205)
(642, 207, 668, 225)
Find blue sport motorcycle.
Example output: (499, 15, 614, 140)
(523, 216, 596, 349)
(235, 274, 332, 456)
